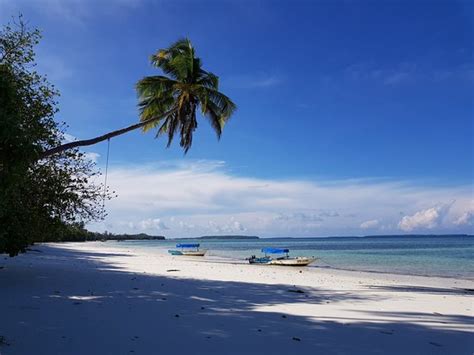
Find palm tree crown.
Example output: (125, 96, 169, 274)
(136, 38, 236, 153)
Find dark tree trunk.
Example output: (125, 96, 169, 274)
(39, 111, 173, 160)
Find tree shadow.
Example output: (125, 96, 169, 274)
(366, 284, 474, 296)
(0, 245, 472, 355)
(353, 310, 474, 328)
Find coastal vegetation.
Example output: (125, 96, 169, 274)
(0, 17, 236, 256)
(0, 18, 107, 256)
(43, 223, 165, 242)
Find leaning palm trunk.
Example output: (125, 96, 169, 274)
(39, 109, 174, 160)
(39, 38, 236, 160)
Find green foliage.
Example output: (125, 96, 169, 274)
(46, 222, 165, 242)
(0, 16, 106, 256)
(137, 38, 237, 152)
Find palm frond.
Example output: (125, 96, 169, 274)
(137, 38, 236, 153)
(197, 70, 219, 89)
(150, 38, 195, 81)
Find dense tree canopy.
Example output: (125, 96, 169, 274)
(0, 17, 106, 256)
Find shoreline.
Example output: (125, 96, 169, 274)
(1, 242, 473, 354)
(90, 239, 474, 282)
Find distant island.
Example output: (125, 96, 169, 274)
(106, 233, 165, 241)
(363, 234, 472, 238)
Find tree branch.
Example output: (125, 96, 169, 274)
(39, 109, 175, 160)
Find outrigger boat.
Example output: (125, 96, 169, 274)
(248, 248, 316, 266)
(168, 243, 207, 256)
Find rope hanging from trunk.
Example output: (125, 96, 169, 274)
(102, 138, 111, 214)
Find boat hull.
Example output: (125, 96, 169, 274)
(168, 250, 183, 255)
(269, 257, 316, 266)
(168, 249, 207, 256)
(248, 256, 272, 264)
(181, 250, 207, 256)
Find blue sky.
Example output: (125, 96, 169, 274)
(1, 0, 473, 236)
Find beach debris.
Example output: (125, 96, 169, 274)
(174, 314, 180, 318)
(292, 337, 301, 341)
(161, 297, 167, 300)
(166, 269, 180, 272)
(380, 331, 393, 335)
(257, 329, 262, 332)
(287, 289, 305, 294)
(429, 341, 442, 347)
(433, 312, 442, 316)
(201, 306, 205, 310)
(133, 287, 139, 290)
(281, 315, 287, 318)
(73, 302, 82, 305)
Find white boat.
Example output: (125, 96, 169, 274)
(168, 243, 207, 256)
(180, 249, 207, 256)
(248, 248, 316, 266)
(270, 256, 316, 266)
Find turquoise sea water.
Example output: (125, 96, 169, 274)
(111, 235, 474, 279)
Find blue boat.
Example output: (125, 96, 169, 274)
(168, 243, 207, 256)
(248, 248, 316, 266)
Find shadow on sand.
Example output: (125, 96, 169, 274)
(0, 245, 472, 355)
(366, 284, 474, 296)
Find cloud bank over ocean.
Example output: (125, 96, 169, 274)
(89, 160, 473, 237)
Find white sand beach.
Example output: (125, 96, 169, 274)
(0, 242, 472, 355)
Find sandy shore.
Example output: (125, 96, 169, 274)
(0, 242, 472, 354)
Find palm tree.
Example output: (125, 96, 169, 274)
(40, 38, 236, 159)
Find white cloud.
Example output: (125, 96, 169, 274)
(84, 152, 100, 163)
(37, 53, 74, 83)
(63, 133, 76, 143)
(87, 160, 473, 237)
(137, 218, 169, 231)
(208, 219, 246, 234)
(342, 61, 474, 87)
(398, 204, 452, 232)
(360, 219, 379, 229)
(344, 62, 413, 85)
(225, 73, 282, 88)
(1, 0, 143, 25)
(454, 211, 474, 226)
(274, 212, 324, 223)
(178, 221, 195, 231)
(383, 72, 411, 85)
